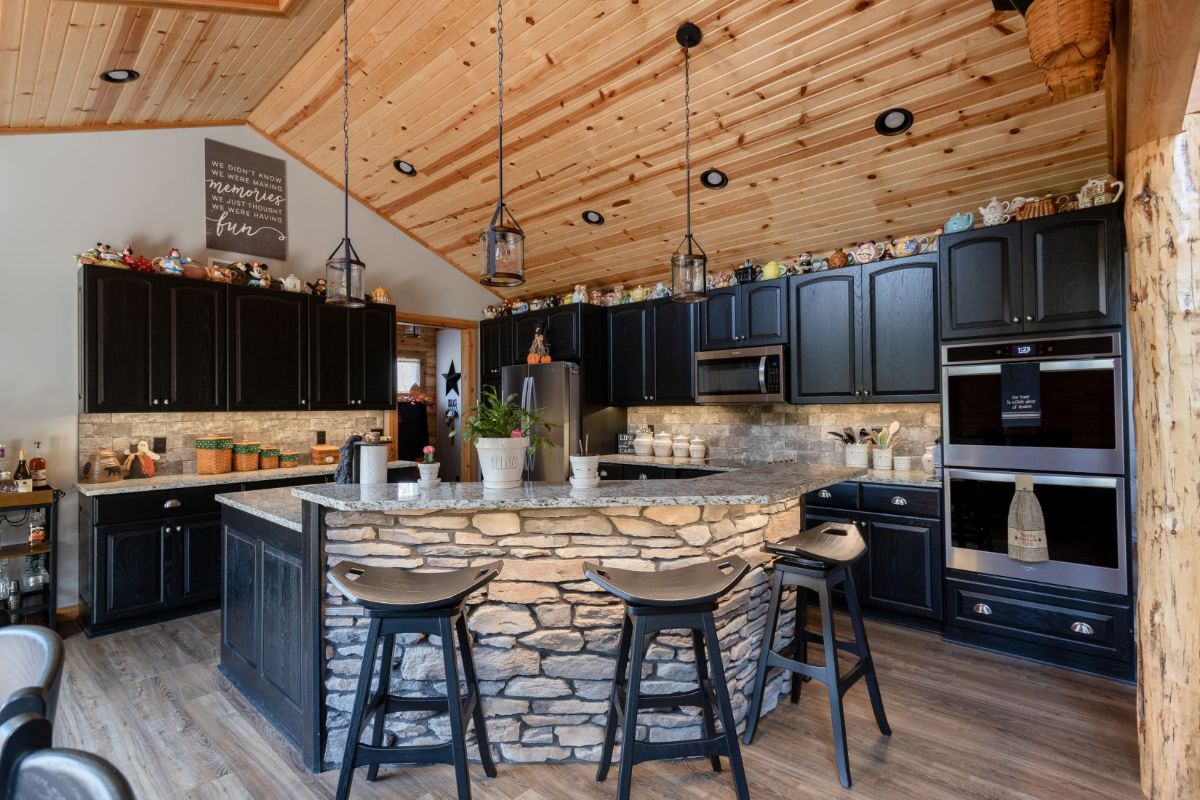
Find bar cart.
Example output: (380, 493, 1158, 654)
(0, 488, 60, 630)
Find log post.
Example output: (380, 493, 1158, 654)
(1126, 110, 1200, 799)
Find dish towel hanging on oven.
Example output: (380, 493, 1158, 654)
(1000, 362, 1042, 427)
(1007, 475, 1049, 562)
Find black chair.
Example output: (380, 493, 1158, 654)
(0, 713, 134, 800)
(743, 522, 891, 788)
(0, 626, 64, 725)
(585, 557, 752, 800)
(329, 560, 502, 800)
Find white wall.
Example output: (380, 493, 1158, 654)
(0, 124, 494, 607)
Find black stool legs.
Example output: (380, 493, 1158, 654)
(743, 564, 890, 789)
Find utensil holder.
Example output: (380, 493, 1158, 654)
(845, 444, 869, 468)
(872, 447, 893, 470)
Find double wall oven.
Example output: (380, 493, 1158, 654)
(941, 333, 1130, 596)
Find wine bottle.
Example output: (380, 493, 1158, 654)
(13, 450, 32, 492)
(30, 442, 47, 489)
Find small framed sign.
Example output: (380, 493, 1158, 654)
(205, 139, 288, 259)
(617, 433, 636, 455)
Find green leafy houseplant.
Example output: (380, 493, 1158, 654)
(453, 386, 555, 453)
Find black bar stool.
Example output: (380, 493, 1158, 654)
(585, 557, 752, 800)
(742, 522, 890, 788)
(329, 560, 502, 800)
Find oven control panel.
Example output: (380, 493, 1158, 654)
(943, 333, 1120, 364)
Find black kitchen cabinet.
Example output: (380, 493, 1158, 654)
(790, 257, 938, 403)
(513, 311, 547, 361)
(178, 516, 222, 603)
(81, 266, 226, 412)
(479, 316, 516, 396)
(940, 205, 1123, 340)
(700, 278, 788, 350)
(545, 306, 581, 361)
(608, 299, 699, 405)
(310, 301, 396, 410)
(228, 286, 309, 410)
(99, 521, 170, 621)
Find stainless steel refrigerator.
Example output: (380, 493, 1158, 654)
(501, 361, 579, 482)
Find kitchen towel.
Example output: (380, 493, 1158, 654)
(1001, 362, 1042, 428)
(1007, 474, 1049, 563)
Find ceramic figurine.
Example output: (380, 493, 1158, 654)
(513, 301, 529, 314)
(307, 277, 328, 298)
(282, 274, 305, 293)
(944, 211, 974, 233)
(207, 264, 233, 283)
(153, 247, 191, 276)
(529, 298, 544, 311)
(227, 262, 251, 285)
(797, 252, 813, 271)
(119, 245, 155, 273)
(853, 241, 885, 264)
(1077, 176, 1124, 208)
(828, 248, 849, 270)
(246, 262, 270, 288)
(545, 294, 561, 308)
(590, 289, 604, 305)
(572, 284, 588, 304)
(370, 286, 392, 303)
(629, 285, 649, 302)
(77, 243, 127, 268)
(812, 258, 830, 271)
(122, 440, 160, 480)
(761, 260, 783, 280)
(978, 197, 1014, 226)
(651, 281, 670, 299)
(483, 305, 498, 319)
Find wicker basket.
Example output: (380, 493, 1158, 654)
(233, 441, 261, 472)
(1025, 0, 1112, 100)
(279, 451, 300, 468)
(259, 446, 280, 470)
(311, 444, 340, 465)
(195, 436, 233, 474)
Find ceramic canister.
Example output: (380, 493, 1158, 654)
(672, 435, 690, 458)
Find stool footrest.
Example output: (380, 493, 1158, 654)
(631, 735, 729, 765)
(352, 741, 454, 769)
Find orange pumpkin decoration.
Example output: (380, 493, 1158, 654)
(526, 354, 540, 364)
(539, 354, 552, 364)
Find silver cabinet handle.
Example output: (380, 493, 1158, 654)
(1026, 315, 1034, 322)
(1012, 317, 1020, 323)
(637, 473, 648, 480)
(1070, 621, 1094, 635)
(163, 499, 181, 509)
(599, 470, 608, 477)
(890, 496, 908, 506)
(863, 390, 870, 396)
(162, 399, 170, 405)
(152, 398, 160, 405)
(972, 603, 993, 616)
(854, 391, 861, 397)
(300, 398, 307, 404)
(175, 525, 182, 532)
(817, 489, 833, 499)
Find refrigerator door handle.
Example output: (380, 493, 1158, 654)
(522, 376, 537, 479)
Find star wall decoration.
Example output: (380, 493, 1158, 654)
(442, 361, 461, 397)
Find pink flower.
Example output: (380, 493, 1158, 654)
(422, 445, 434, 454)
(511, 428, 525, 438)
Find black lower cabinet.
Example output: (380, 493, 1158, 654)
(597, 463, 720, 480)
(99, 521, 171, 621)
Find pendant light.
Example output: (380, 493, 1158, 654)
(325, 0, 365, 307)
(670, 22, 707, 303)
(479, 0, 525, 288)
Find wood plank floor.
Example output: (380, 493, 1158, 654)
(55, 611, 1141, 800)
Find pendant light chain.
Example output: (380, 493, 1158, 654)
(341, 0, 350, 256)
(684, 45, 692, 245)
(497, 0, 504, 203)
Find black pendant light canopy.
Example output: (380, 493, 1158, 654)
(671, 22, 707, 303)
(479, 0, 525, 288)
(325, 0, 365, 307)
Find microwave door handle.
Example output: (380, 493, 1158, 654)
(758, 356, 768, 394)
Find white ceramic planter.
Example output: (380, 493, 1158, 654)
(474, 437, 529, 488)
(570, 454, 601, 488)
(845, 443, 869, 468)
(872, 447, 893, 470)
(417, 462, 440, 482)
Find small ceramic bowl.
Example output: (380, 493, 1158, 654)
(893, 455, 914, 471)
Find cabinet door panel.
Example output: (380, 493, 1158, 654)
(83, 267, 155, 412)
(700, 288, 739, 350)
(261, 544, 305, 707)
(649, 299, 697, 403)
(865, 518, 941, 620)
(180, 516, 221, 603)
(362, 303, 396, 408)
(222, 528, 259, 668)
(513, 312, 548, 362)
(608, 304, 650, 405)
(862, 259, 939, 400)
(479, 318, 506, 396)
(311, 302, 350, 408)
(742, 279, 789, 345)
(1022, 205, 1123, 332)
(939, 224, 1023, 340)
(545, 306, 581, 361)
(789, 272, 859, 402)
(156, 281, 226, 410)
(229, 288, 309, 409)
(101, 523, 169, 620)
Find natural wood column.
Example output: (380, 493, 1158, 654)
(1126, 112, 1200, 799)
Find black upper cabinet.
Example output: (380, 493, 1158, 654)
(82, 266, 225, 413)
(648, 299, 699, 404)
(1022, 204, 1124, 332)
(229, 286, 309, 410)
(790, 270, 859, 402)
(790, 256, 939, 404)
(310, 301, 396, 410)
(939, 223, 1023, 340)
(361, 303, 397, 408)
(311, 302, 350, 408)
(608, 303, 651, 405)
(940, 205, 1124, 340)
(479, 316, 515, 396)
(701, 278, 788, 350)
(513, 311, 547, 361)
(861, 258, 939, 400)
(545, 306, 581, 361)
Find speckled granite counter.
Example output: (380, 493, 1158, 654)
(76, 460, 417, 496)
(216, 487, 304, 531)
(598, 454, 941, 488)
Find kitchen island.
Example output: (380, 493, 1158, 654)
(216, 463, 864, 771)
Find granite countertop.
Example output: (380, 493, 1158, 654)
(76, 460, 418, 496)
(599, 453, 941, 488)
(216, 487, 304, 531)
(292, 462, 866, 512)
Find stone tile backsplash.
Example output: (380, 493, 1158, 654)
(626, 403, 941, 464)
(78, 410, 385, 476)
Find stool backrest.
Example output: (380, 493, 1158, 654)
(0, 713, 134, 800)
(0, 626, 64, 725)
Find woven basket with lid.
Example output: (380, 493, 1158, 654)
(259, 446, 281, 470)
(233, 441, 261, 472)
(279, 451, 300, 468)
(195, 436, 233, 475)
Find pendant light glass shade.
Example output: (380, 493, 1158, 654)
(479, 0, 525, 288)
(326, 247, 365, 308)
(671, 23, 706, 303)
(325, 0, 366, 307)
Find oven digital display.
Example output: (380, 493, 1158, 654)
(1013, 344, 1034, 356)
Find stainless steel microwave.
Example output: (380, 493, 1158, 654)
(694, 345, 786, 403)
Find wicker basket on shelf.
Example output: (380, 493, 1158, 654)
(195, 436, 233, 474)
(1025, 0, 1113, 100)
(310, 444, 340, 465)
(233, 441, 261, 472)
(259, 446, 280, 470)
(279, 451, 300, 469)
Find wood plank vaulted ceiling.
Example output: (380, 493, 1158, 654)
(4, 0, 1111, 299)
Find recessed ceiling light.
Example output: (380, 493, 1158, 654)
(700, 169, 728, 189)
(100, 69, 140, 84)
(581, 210, 605, 225)
(874, 107, 914, 136)
(393, 159, 417, 176)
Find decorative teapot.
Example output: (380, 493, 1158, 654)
(572, 284, 588, 304)
(978, 197, 1014, 226)
(761, 260, 784, 280)
(944, 211, 974, 233)
(652, 431, 673, 458)
(629, 285, 649, 302)
(651, 281, 670, 299)
(154, 247, 190, 275)
(282, 274, 305, 292)
(852, 241, 885, 264)
(1077, 176, 1124, 208)
(207, 264, 233, 283)
(889, 235, 931, 258)
(828, 248, 850, 270)
(633, 428, 654, 456)
(370, 285, 392, 303)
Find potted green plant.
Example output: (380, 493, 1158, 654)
(455, 386, 554, 488)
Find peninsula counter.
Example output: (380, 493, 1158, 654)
(216, 463, 863, 770)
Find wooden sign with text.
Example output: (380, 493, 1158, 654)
(204, 139, 288, 259)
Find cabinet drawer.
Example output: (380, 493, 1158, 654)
(861, 484, 939, 517)
(803, 481, 858, 510)
(93, 485, 228, 525)
(947, 578, 1130, 657)
(598, 463, 623, 480)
